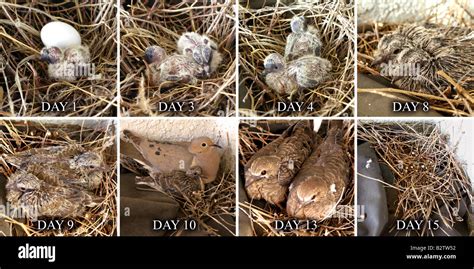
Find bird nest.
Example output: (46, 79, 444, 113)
(239, 120, 354, 236)
(239, 1, 355, 117)
(358, 21, 474, 117)
(121, 150, 236, 236)
(0, 120, 117, 236)
(0, 1, 117, 117)
(120, 1, 236, 116)
(358, 121, 473, 236)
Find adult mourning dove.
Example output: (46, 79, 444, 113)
(144, 45, 203, 86)
(245, 121, 314, 205)
(372, 23, 474, 93)
(3, 145, 105, 191)
(122, 131, 222, 184)
(263, 53, 332, 97)
(285, 16, 322, 61)
(40, 45, 91, 81)
(187, 137, 222, 184)
(6, 170, 101, 219)
(135, 166, 202, 199)
(177, 32, 223, 77)
(286, 121, 350, 221)
(122, 130, 194, 173)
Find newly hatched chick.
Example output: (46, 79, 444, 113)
(286, 121, 349, 220)
(40, 45, 90, 81)
(245, 121, 314, 205)
(285, 16, 322, 61)
(6, 170, 100, 219)
(177, 32, 223, 77)
(144, 45, 202, 86)
(263, 53, 332, 97)
(135, 166, 202, 198)
(187, 137, 222, 184)
(372, 23, 474, 93)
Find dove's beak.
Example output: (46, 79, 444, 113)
(293, 202, 305, 216)
(204, 65, 211, 78)
(144, 48, 155, 64)
(371, 55, 387, 67)
(40, 50, 48, 62)
(210, 144, 222, 149)
(40, 49, 54, 64)
(95, 165, 110, 172)
(244, 175, 260, 188)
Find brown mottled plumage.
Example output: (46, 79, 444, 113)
(6, 170, 100, 219)
(245, 121, 314, 205)
(135, 166, 202, 198)
(3, 145, 104, 191)
(286, 121, 349, 220)
(373, 23, 474, 93)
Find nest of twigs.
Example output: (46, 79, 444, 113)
(0, 120, 117, 236)
(239, 1, 354, 117)
(121, 149, 236, 236)
(239, 120, 354, 236)
(120, 1, 236, 116)
(358, 20, 474, 117)
(358, 121, 473, 236)
(0, 1, 117, 117)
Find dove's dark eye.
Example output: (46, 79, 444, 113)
(19, 186, 27, 192)
(393, 49, 401, 54)
(310, 195, 317, 201)
(201, 143, 207, 147)
(89, 165, 95, 169)
(260, 170, 267, 176)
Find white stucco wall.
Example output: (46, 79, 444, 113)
(358, 0, 474, 25)
(438, 120, 474, 186)
(120, 118, 237, 170)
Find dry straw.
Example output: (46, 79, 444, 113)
(358, 121, 473, 236)
(120, 0, 236, 116)
(0, 120, 117, 236)
(357, 3, 474, 117)
(0, 1, 117, 117)
(239, 0, 355, 117)
(239, 120, 354, 236)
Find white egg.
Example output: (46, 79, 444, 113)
(40, 21, 81, 50)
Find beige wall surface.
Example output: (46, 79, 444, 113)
(358, 0, 473, 25)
